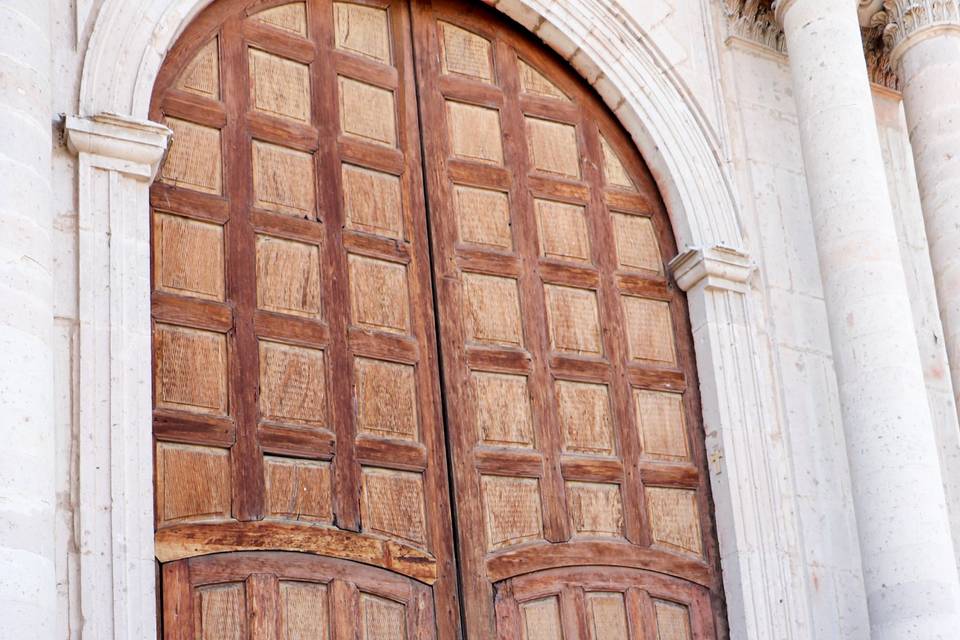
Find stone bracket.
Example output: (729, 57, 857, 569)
(670, 245, 754, 293)
(66, 113, 171, 180)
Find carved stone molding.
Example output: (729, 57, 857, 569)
(864, 14, 902, 89)
(723, 0, 786, 52)
(879, 0, 960, 60)
(670, 245, 754, 293)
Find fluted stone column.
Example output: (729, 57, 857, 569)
(884, 1, 960, 410)
(0, 1, 55, 638)
(776, 0, 960, 637)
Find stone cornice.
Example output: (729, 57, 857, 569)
(670, 245, 753, 293)
(879, 0, 960, 62)
(65, 113, 171, 180)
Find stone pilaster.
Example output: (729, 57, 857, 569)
(671, 246, 809, 640)
(0, 2, 55, 638)
(775, 1, 960, 637)
(65, 113, 170, 640)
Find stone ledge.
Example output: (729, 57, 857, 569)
(65, 113, 170, 179)
(670, 245, 753, 293)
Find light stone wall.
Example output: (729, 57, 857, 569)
(718, 35, 870, 640)
(16, 0, 959, 637)
(0, 1, 56, 639)
(51, 2, 89, 638)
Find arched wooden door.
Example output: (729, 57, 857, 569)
(149, 0, 725, 638)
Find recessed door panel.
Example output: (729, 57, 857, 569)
(151, 1, 724, 637)
(150, 1, 456, 637)
(411, 1, 723, 636)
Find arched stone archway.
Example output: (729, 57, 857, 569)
(66, 1, 809, 638)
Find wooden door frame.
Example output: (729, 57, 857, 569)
(67, 1, 806, 639)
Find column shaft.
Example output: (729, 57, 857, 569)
(898, 27, 960, 422)
(778, 1, 960, 637)
(0, 0, 55, 638)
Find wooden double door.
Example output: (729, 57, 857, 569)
(149, 0, 725, 637)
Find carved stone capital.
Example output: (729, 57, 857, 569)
(670, 245, 753, 293)
(860, 0, 888, 25)
(66, 113, 171, 180)
(724, 0, 785, 53)
(728, 0, 898, 90)
(880, 0, 960, 62)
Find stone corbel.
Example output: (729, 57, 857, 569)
(66, 113, 171, 179)
(65, 113, 170, 640)
(670, 245, 753, 293)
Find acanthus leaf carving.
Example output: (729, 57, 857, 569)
(723, 0, 786, 52)
(723, 0, 901, 91)
(882, 0, 960, 54)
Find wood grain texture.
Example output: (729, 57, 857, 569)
(520, 596, 563, 640)
(348, 254, 411, 334)
(258, 340, 328, 426)
(565, 481, 624, 538)
(251, 140, 316, 216)
(360, 467, 427, 546)
(249, 47, 311, 122)
(156, 443, 233, 526)
(355, 358, 419, 440)
(556, 381, 615, 455)
(413, 1, 723, 636)
(155, 523, 438, 583)
(440, 21, 493, 81)
(161, 117, 223, 194)
(339, 76, 397, 147)
(518, 60, 567, 101)
(525, 116, 580, 178)
(154, 323, 228, 416)
(535, 199, 591, 263)
(646, 487, 703, 556)
(586, 592, 629, 640)
(446, 100, 504, 164)
(612, 212, 662, 274)
(153, 3, 458, 637)
(473, 371, 535, 448)
(636, 390, 689, 462)
(176, 37, 221, 99)
(161, 552, 435, 639)
(264, 456, 333, 523)
(255, 234, 323, 318)
(154, 1, 722, 637)
(360, 593, 407, 640)
(153, 212, 225, 301)
(334, 2, 391, 63)
(279, 581, 330, 639)
(251, 2, 308, 36)
(654, 599, 693, 640)
(482, 475, 544, 550)
(453, 185, 512, 249)
(342, 164, 404, 239)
